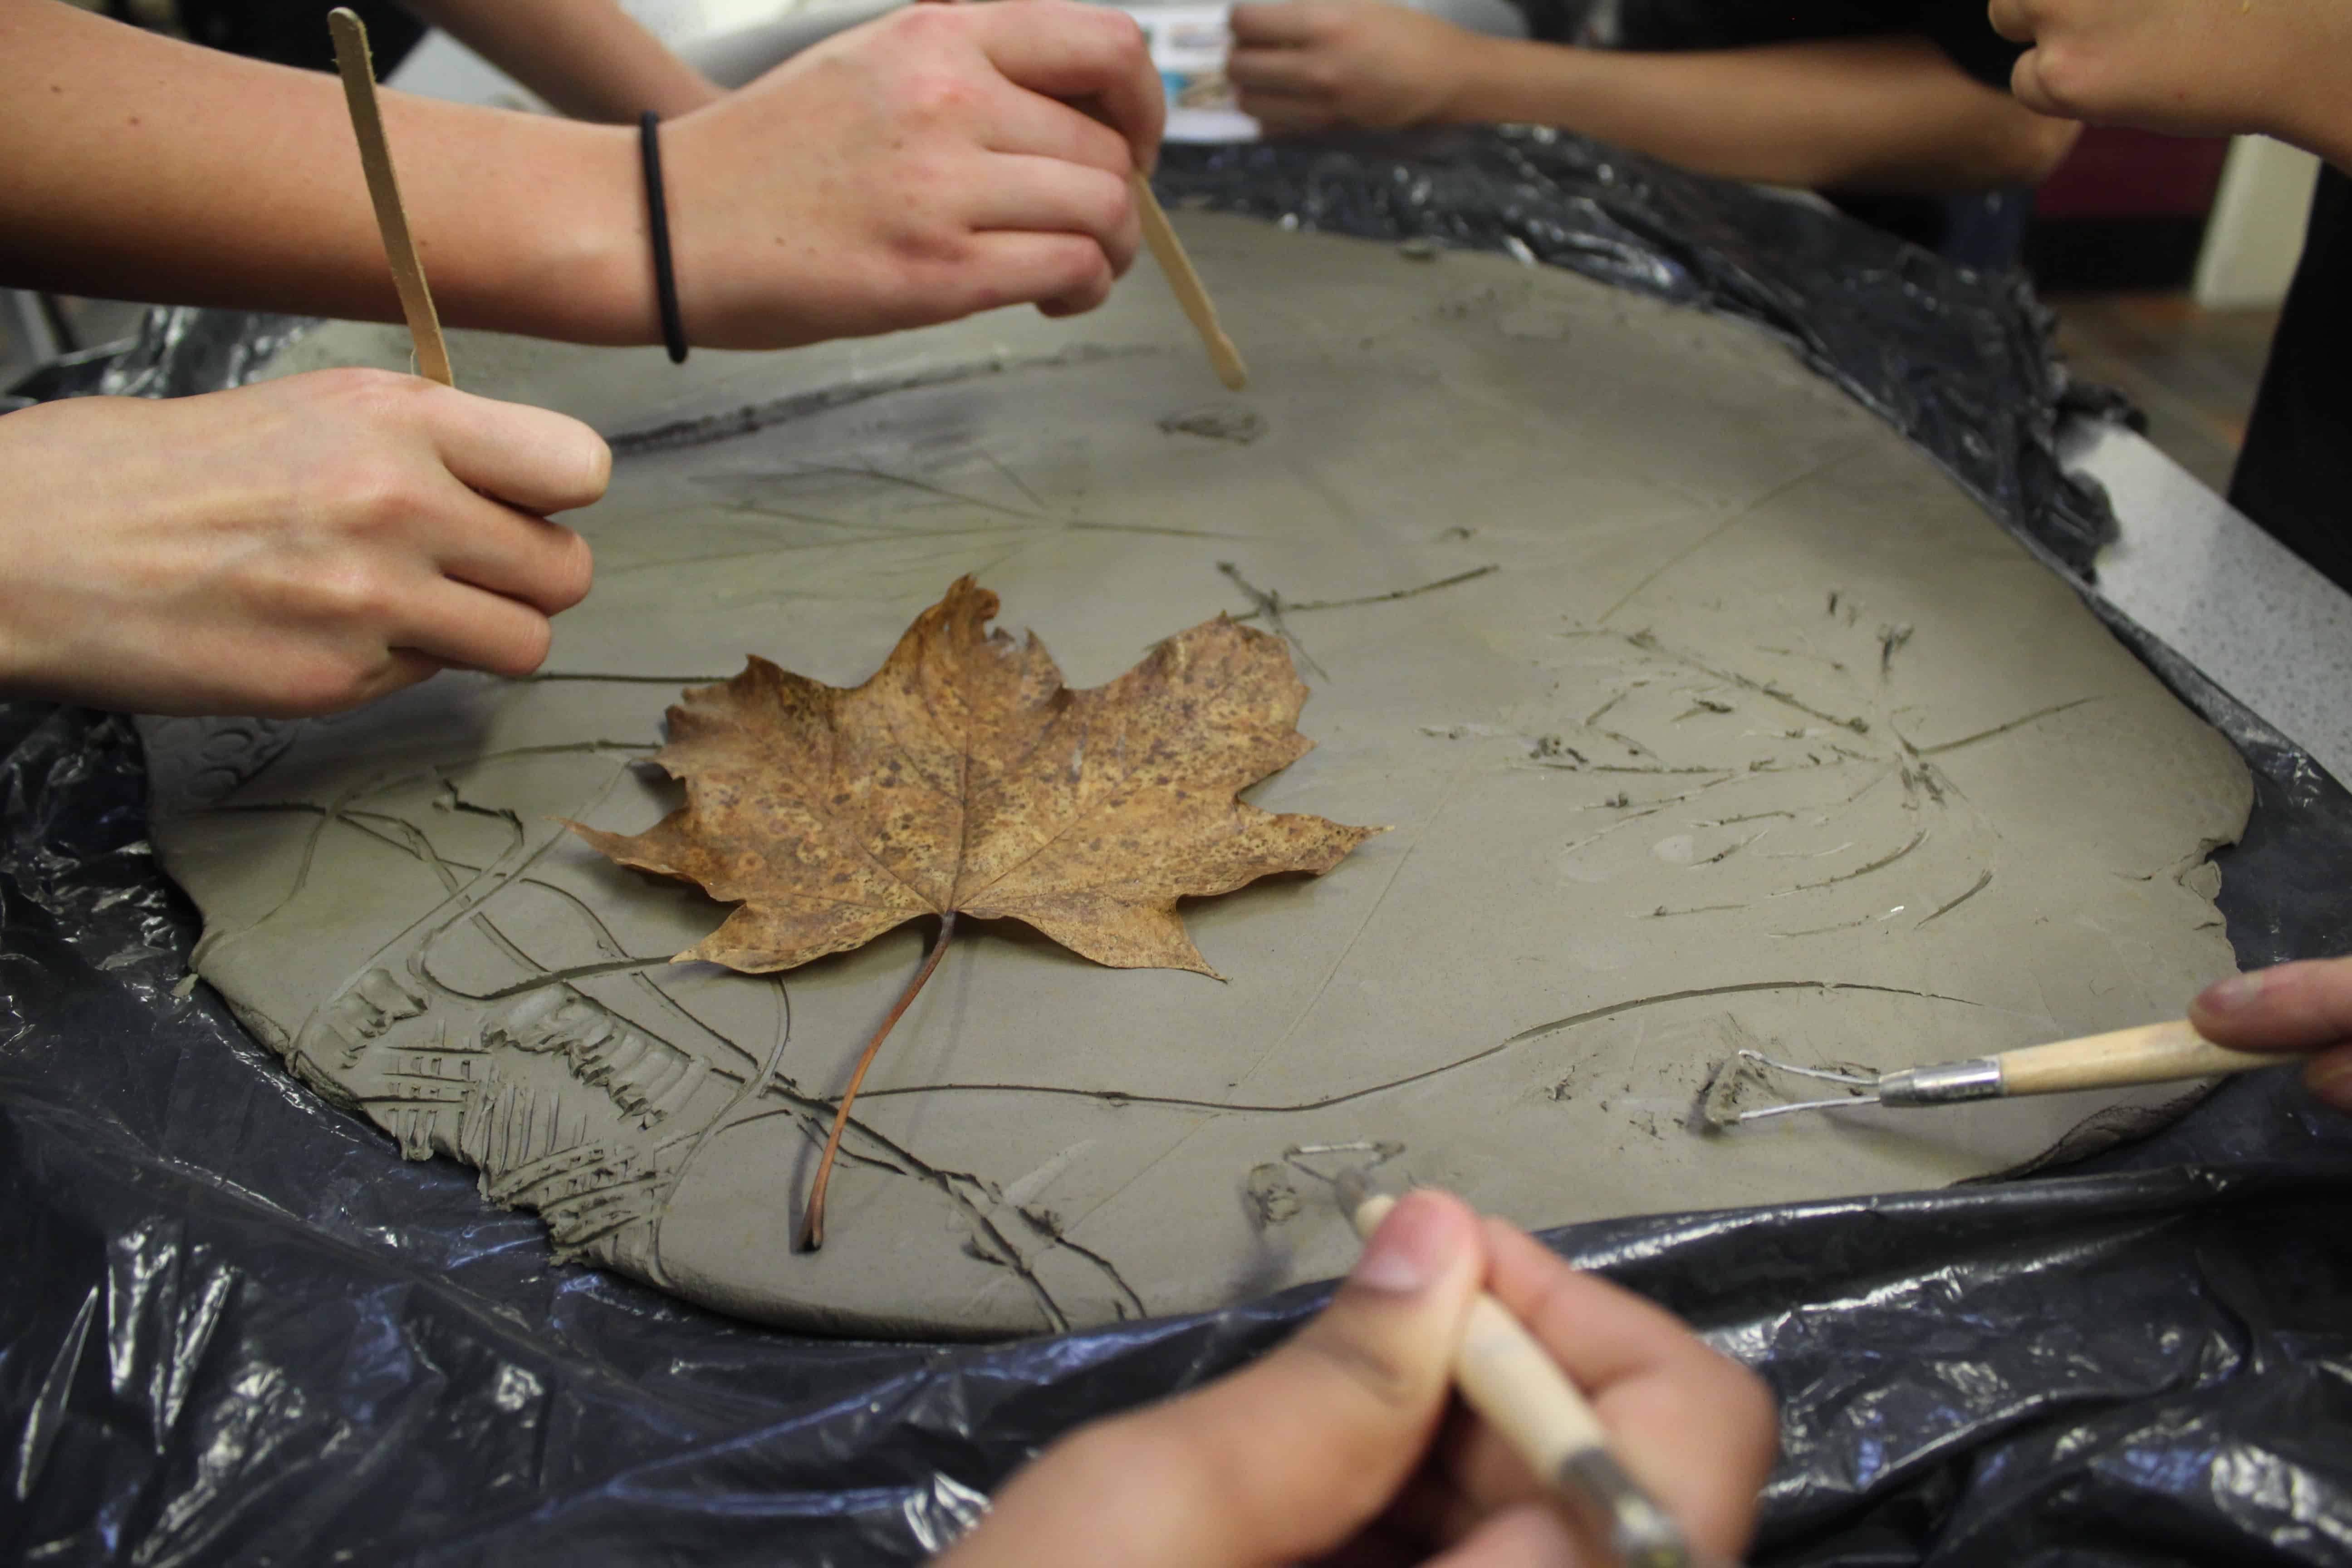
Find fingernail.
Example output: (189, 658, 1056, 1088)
(1350, 1190, 1462, 1295)
(2310, 1059, 2352, 1113)
(2197, 970, 2265, 1014)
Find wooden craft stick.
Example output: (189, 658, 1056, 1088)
(1132, 170, 1249, 392)
(328, 7, 454, 387)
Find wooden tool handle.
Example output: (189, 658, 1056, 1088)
(328, 7, 454, 388)
(1132, 171, 1249, 392)
(1998, 1018, 2300, 1096)
(1351, 1195, 1608, 1471)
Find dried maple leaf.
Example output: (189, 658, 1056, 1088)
(570, 577, 1379, 1246)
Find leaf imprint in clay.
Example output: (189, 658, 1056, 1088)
(568, 577, 1382, 1248)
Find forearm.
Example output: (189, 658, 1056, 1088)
(0, 0, 658, 343)
(401, 0, 722, 121)
(2276, 99, 2352, 176)
(1445, 33, 2078, 195)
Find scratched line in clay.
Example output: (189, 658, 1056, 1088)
(143, 216, 2248, 1337)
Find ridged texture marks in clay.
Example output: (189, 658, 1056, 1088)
(569, 577, 1381, 976)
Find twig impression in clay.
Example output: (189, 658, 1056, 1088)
(568, 578, 1378, 1248)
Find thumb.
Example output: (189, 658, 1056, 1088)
(2190, 957, 2352, 1050)
(945, 1189, 1486, 1568)
(2191, 956, 2352, 1112)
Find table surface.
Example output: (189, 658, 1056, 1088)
(2063, 417, 2352, 786)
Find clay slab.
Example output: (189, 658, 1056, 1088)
(146, 216, 2251, 1337)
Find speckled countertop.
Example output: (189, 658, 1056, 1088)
(2064, 418, 2352, 787)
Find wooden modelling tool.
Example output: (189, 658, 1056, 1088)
(328, 7, 454, 387)
(1708, 1018, 2298, 1128)
(1132, 170, 1249, 391)
(1294, 1148, 1722, 1568)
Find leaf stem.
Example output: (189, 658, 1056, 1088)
(801, 910, 958, 1252)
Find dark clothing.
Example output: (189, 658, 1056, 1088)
(2230, 165, 2352, 592)
(1547, 0, 2024, 86)
(1875, 0, 2026, 87)
(1514, 0, 2028, 260)
(106, 0, 425, 76)
(1650, 2, 2029, 262)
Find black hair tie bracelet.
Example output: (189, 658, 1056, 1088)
(638, 111, 688, 365)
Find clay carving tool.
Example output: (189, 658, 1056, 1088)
(1288, 1146, 1722, 1568)
(328, 6, 455, 387)
(1706, 1018, 2300, 1128)
(1132, 170, 1249, 391)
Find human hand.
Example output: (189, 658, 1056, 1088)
(0, 370, 604, 718)
(936, 1190, 1775, 1567)
(658, 1, 1161, 347)
(1229, 0, 1491, 137)
(1987, 0, 2352, 156)
(2191, 956, 2352, 1113)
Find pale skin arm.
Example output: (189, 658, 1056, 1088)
(0, 0, 1157, 716)
(0, 0, 1159, 348)
(400, 0, 724, 121)
(939, 1191, 1776, 1567)
(1988, 0, 2352, 171)
(1228, 2, 2080, 196)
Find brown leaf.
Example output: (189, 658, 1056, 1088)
(571, 576, 1379, 977)
(567, 578, 1381, 1247)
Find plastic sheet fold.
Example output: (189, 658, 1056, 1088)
(7, 128, 2351, 1566)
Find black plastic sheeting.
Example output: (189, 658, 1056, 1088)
(8, 129, 2352, 1566)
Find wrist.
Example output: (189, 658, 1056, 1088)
(1435, 34, 1565, 127)
(1433, 30, 1507, 123)
(539, 121, 664, 347)
(0, 584, 35, 700)
(0, 402, 81, 700)
(441, 118, 662, 347)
